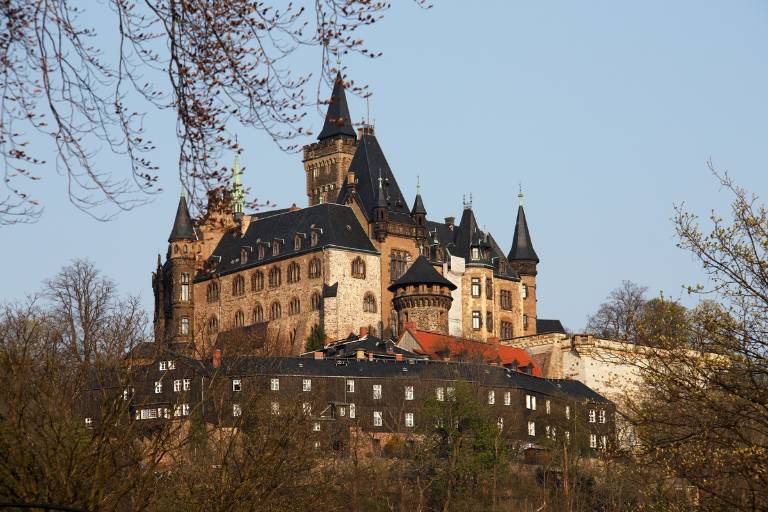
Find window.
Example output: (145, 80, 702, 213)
(311, 292, 322, 311)
(141, 408, 158, 420)
(546, 400, 551, 415)
(252, 305, 263, 323)
(183, 379, 190, 391)
(504, 391, 511, 406)
(446, 387, 456, 401)
(471, 247, 480, 260)
(269, 267, 281, 288)
(310, 231, 319, 247)
(589, 409, 596, 423)
(500, 321, 513, 340)
(472, 311, 481, 330)
(85, 417, 93, 428)
(303, 379, 312, 392)
(488, 390, 495, 405)
(565, 430, 571, 442)
(123, 387, 132, 401)
(168, 360, 176, 370)
(181, 273, 190, 301)
(234, 309, 245, 327)
(313, 422, 321, 432)
(258, 244, 265, 259)
(405, 386, 414, 401)
(303, 402, 312, 415)
(526, 394, 536, 410)
(207, 315, 219, 333)
(346, 379, 355, 393)
(182, 403, 190, 416)
(471, 277, 481, 297)
(545, 425, 552, 439)
(349, 403, 356, 419)
(159, 361, 167, 371)
(590, 434, 597, 449)
(486, 312, 493, 332)
(565, 405, 571, 420)
(523, 314, 529, 330)
(338, 406, 346, 417)
(154, 381, 162, 393)
(599, 409, 606, 423)
(500, 290, 513, 310)
(207, 282, 219, 302)
(351, 257, 366, 279)
(232, 275, 245, 296)
(390, 250, 409, 281)
(528, 421, 536, 437)
(363, 292, 377, 313)
(289, 297, 301, 315)
(173, 380, 181, 392)
(272, 240, 281, 256)
(251, 271, 264, 291)
(287, 262, 301, 284)
(486, 278, 493, 300)
(233, 404, 242, 417)
(179, 316, 189, 335)
(373, 411, 383, 427)
(294, 235, 302, 251)
(240, 248, 248, 264)
(405, 413, 414, 428)
(308, 258, 321, 279)
(373, 384, 382, 399)
(270, 378, 279, 391)
(270, 301, 281, 320)
(522, 283, 528, 299)
(271, 402, 280, 415)
(233, 379, 241, 392)
(436, 387, 445, 402)
(599, 435, 607, 450)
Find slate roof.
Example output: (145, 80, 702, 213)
(401, 327, 542, 377)
(412, 193, 426, 215)
(317, 72, 356, 141)
(336, 130, 412, 222)
(387, 255, 457, 292)
(169, 196, 196, 242)
(197, 203, 377, 281)
(508, 205, 539, 262)
(305, 334, 424, 360)
(536, 319, 566, 335)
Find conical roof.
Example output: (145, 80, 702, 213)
(507, 205, 538, 262)
(412, 193, 426, 215)
(317, 72, 356, 141)
(168, 196, 195, 242)
(387, 255, 457, 292)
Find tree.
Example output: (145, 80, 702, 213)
(625, 168, 768, 511)
(585, 280, 648, 341)
(305, 323, 326, 352)
(635, 295, 689, 347)
(0, 0, 431, 225)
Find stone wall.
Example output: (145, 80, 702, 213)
(303, 137, 357, 206)
(324, 249, 382, 339)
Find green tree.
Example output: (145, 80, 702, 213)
(305, 324, 326, 352)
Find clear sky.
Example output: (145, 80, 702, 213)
(2, 1, 767, 332)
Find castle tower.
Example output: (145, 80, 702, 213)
(302, 72, 357, 206)
(164, 195, 197, 349)
(507, 192, 538, 336)
(388, 256, 457, 335)
(411, 179, 427, 231)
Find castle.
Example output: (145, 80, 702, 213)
(152, 73, 563, 358)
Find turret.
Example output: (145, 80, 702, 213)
(507, 189, 538, 335)
(388, 256, 456, 335)
(411, 177, 427, 228)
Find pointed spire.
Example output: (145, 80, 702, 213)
(169, 195, 195, 242)
(412, 176, 426, 216)
(318, 71, 356, 141)
(376, 168, 387, 208)
(507, 201, 538, 263)
(232, 144, 244, 218)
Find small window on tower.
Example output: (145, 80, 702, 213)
(241, 248, 248, 264)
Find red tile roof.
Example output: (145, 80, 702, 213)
(401, 327, 541, 377)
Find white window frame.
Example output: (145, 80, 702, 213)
(526, 394, 536, 410)
(159, 361, 167, 371)
(154, 381, 162, 394)
(349, 403, 356, 419)
(167, 360, 176, 370)
(183, 378, 191, 391)
(182, 403, 190, 416)
(85, 417, 93, 428)
(545, 399, 551, 415)
(528, 421, 535, 437)
(590, 434, 597, 448)
(233, 379, 241, 392)
(405, 385, 414, 401)
(565, 405, 571, 420)
(346, 379, 355, 393)
(270, 378, 279, 391)
(599, 409, 606, 423)
(313, 422, 321, 432)
(488, 390, 495, 405)
(405, 412, 414, 428)
(233, 403, 242, 417)
(600, 435, 608, 450)
(497, 417, 504, 430)
(504, 391, 511, 406)
(173, 379, 181, 392)
(589, 409, 596, 423)
(373, 384, 382, 400)
(271, 402, 280, 415)
(174, 405, 182, 417)
(303, 379, 312, 392)
(436, 387, 445, 402)
(472, 311, 481, 329)
(373, 411, 383, 427)
(303, 402, 311, 415)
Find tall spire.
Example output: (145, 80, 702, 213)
(232, 144, 244, 219)
(412, 176, 426, 215)
(507, 201, 538, 263)
(168, 195, 195, 242)
(317, 71, 356, 141)
(376, 168, 387, 208)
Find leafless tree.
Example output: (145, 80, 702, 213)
(0, 0, 432, 225)
(585, 280, 648, 341)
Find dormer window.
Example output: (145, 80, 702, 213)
(258, 244, 265, 259)
(272, 240, 281, 256)
(294, 234, 303, 251)
(310, 230, 319, 247)
(241, 248, 248, 264)
(471, 247, 480, 260)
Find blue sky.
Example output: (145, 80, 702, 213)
(2, 1, 767, 331)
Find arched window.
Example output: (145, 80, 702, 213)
(351, 257, 366, 279)
(294, 235, 302, 251)
(310, 291, 322, 311)
(251, 271, 264, 292)
(207, 315, 219, 333)
(252, 304, 264, 324)
(289, 297, 301, 315)
(269, 267, 281, 288)
(258, 244, 265, 259)
(287, 262, 301, 284)
(240, 248, 248, 264)
(363, 292, 377, 313)
(310, 230, 319, 247)
(206, 282, 219, 302)
(270, 301, 282, 320)
(308, 258, 322, 279)
(390, 250, 409, 282)
(234, 310, 244, 327)
(272, 240, 281, 256)
(232, 275, 245, 296)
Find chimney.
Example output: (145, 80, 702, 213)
(445, 217, 455, 230)
(395, 353, 403, 362)
(314, 351, 324, 360)
(212, 348, 222, 369)
(356, 349, 365, 360)
(359, 326, 369, 338)
(289, 203, 300, 212)
(347, 170, 356, 192)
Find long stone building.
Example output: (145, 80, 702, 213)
(152, 73, 563, 358)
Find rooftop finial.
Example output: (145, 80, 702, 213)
(416, 175, 421, 196)
(518, 182, 524, 207)
(335, 51, 342, 69)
